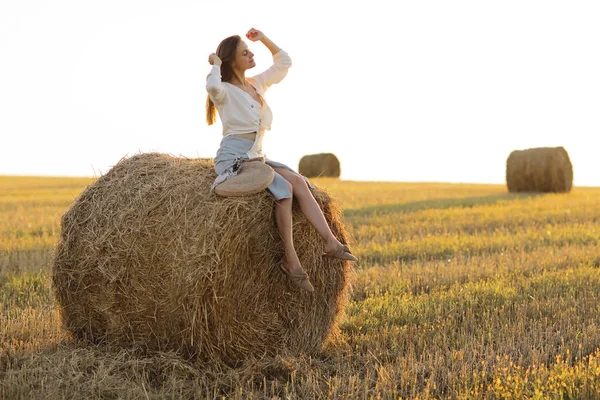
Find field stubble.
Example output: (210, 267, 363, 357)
(2, 175, 600, 398)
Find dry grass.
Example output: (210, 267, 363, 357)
(0, 175, 94, 275)
(2, 172, 600, 398)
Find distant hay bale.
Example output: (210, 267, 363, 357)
(298, 153, 341, 178)
(506, 146, 573, 193)
(52, 153, 352, 365)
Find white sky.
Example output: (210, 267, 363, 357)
(1, 0, 599, 185)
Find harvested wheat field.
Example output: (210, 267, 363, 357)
(3, 175, 600, 399)
(52, 153, 352, 365)
(506, 146, 573, 193)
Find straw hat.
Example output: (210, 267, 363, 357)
(214, 160, 275, 197)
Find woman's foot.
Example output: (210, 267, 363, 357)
(323, 239, 358, 262)
(279, 259, 314, 292)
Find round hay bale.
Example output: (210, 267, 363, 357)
(52, 153, 352, 365)
(298, 153, 341, 178)
(506, 146, 573, 193)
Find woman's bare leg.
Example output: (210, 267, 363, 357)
(275, 190, 315, 291)
(274, 184, 303, 273)
(273, 167, 341, 254)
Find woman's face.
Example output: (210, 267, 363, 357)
(232, 41, 255, 71)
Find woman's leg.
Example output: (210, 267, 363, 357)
(275, 190, 315, 292)
(272, 167, 341, 254)
(274, 181, 304, 274)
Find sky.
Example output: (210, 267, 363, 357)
(1, 0, 599, 185)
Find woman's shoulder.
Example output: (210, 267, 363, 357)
(246, 76, 267, 92)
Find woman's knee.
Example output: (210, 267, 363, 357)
(284, 179, 293, 195)
(286, 173, 305, 189)
(290, 175, 311, 197)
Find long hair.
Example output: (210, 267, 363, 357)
(206, 35, 241, 125)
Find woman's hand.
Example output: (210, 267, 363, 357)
(246, 28, 265, 42)
(208, 53, 222, 66)
(246, 28, 280, 55)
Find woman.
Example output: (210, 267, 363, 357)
(206, 28, 357, 293)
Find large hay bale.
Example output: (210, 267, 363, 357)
(298, 153, 341, 178)
(506, 146, 573, 193)
(52, 153, 352, 365)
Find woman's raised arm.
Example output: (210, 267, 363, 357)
(246, 28, 292, 90)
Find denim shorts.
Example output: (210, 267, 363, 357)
(214, 135, 312, 200)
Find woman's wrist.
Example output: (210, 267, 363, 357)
(261, 36, 281, 55)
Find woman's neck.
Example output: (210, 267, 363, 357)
(230, 69, 247, 87)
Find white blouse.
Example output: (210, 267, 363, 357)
(206, 50, 292, 159)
